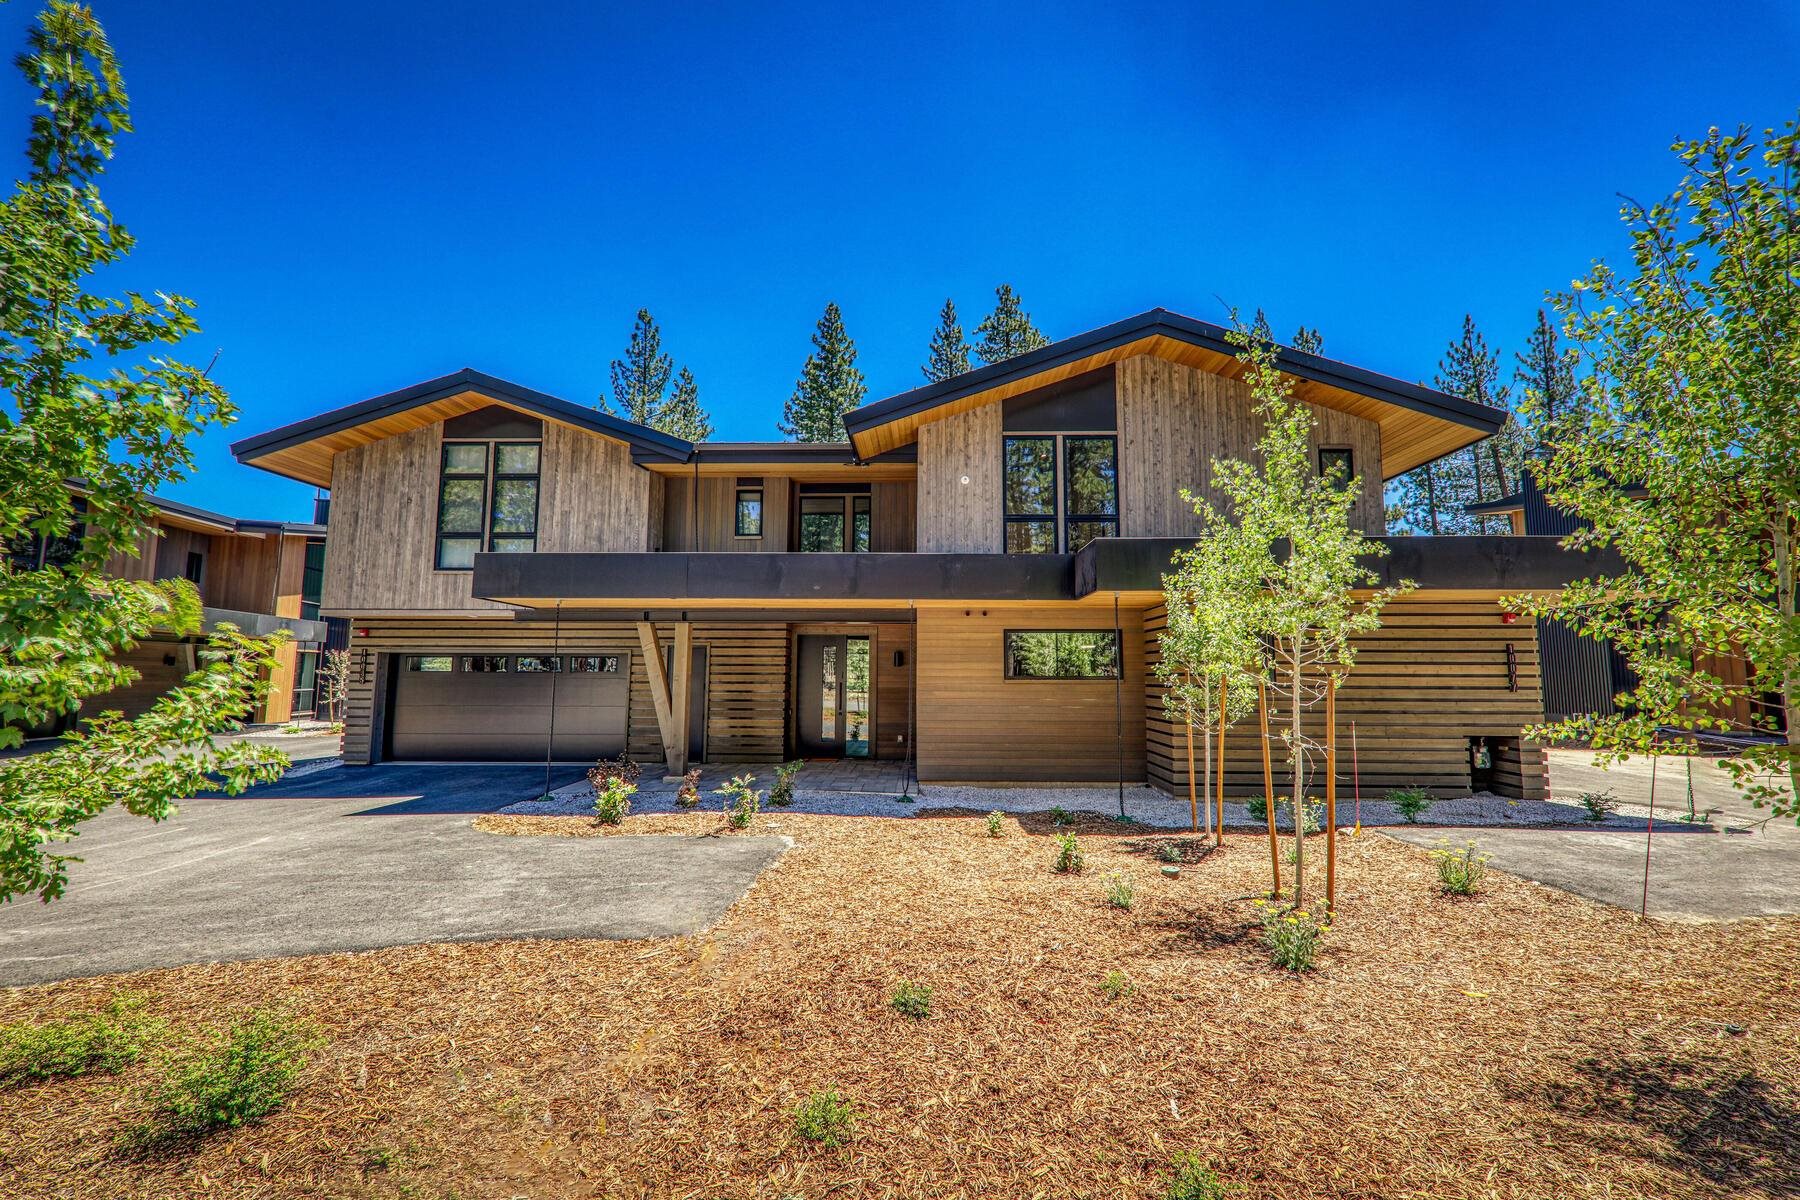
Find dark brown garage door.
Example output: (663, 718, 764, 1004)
(388, 653, 630, 761)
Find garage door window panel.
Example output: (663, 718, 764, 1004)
(461, 655, 508, 673)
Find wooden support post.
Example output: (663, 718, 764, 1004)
(1258, 676, 1280, 897)
(1326, 675, 1338, 914)
(637, 622, 678, 770)
(1185, 718, 1198, 833)
(669, 621, 693, 777)
(1216, 676, 1228, 847)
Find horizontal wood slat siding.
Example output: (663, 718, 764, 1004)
(1144, 596, 1548, 800)
(917, 405, 1001, 552)
(323, 419, 652, 615)
(337, 618, 785, 766)
(914, 605, 1145, 783)
(1116, 354, 1384, 536)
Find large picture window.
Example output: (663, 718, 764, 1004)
(795, 489, 873, 552)
(1003, 434, 1117, 553)
(1003, 629, 1121, 679)
(435, 438, 540, 569)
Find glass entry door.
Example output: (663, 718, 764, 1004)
(795, 635, 871, 757)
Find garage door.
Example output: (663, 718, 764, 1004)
(389, 652, 629, 761)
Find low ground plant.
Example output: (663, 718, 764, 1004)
(1052, 831, 1085, 874)
(1430, 839, 1490, 896)
(1102, 870, 1134, 910)
(1577, 789, 1618, 822)
(1253, 900, 1329, 972)
(126, 1008, 318, 1147)
(1101, 969, 1134, 1001)
(592, 777, 634, 825)
(715, 774, 762, 829)
(985, 810, 1004, 837)
(587, 754, 642, 793)
(1246, 795, 1322, 833)
(793, 1089, 855, 1148)
(675, 768, 702, 809)
(1156, 840, 1184, 863)
(889, 981, 932, 1019)
(770, 760, 804, 807)
(1388, 786, 1434, 824)
(1163, 1151, 1234, 1200)
(0, 993, 159, 1087)
(1049, 805, 1074, 826)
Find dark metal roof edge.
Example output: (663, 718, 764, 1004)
(842, 307, 1504, 440)
(1464, 493, 1525, 515)
(230, 368, 693, 464)
(685, 442, 917, 465)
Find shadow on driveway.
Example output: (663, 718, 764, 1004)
(200, 763, 591, 814)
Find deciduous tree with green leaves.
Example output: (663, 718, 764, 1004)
(1510, 118, 1800, 819)
(973, 284, 1049, 365)
(921, 297, 970, 382)
(0, 2, 288, 904)
(780, 301, 866, 442)
(1196, 318, 1415, 903)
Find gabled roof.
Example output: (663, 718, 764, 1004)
(841, 308, 1505, 477)
(231, 369, 693, 487)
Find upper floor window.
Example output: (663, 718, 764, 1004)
(6, 497, 86, 572)
(1318, 447, 1354, 490)
(796, 488, 872, 552)
(1003, 434, 1118, 553)
(736, 487, 763, 538)
(435, 438, 541, 569)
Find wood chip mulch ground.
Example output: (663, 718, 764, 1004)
(2, 809, 1796, 1199)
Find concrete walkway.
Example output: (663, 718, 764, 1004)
(1386, 751, 1800, 920)
(0, 765, 787, 987)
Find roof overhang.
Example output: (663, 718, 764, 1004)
(642, 442, 917, 480)
(231, 369, 693, 488)
(841, 309, 1504, 477)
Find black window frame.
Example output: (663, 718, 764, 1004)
(735, 488, 764, 538)
(1317, 446, 1355, 491)
(1003, 432, 1119, 554)
(1002, 628, 1123, 680)
(405, 655, 455, 672)
(435, 436, 541, 570)
(569, 654, 624, 674)
(793, 488, 873, 553)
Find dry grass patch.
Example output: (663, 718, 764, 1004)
(0, 812, 1795, 1199)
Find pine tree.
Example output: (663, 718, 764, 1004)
(1291, 325, 1325, 355)
(657, 367, 712, 441)
(1435, 315, 1517, 529)
(973, 284, 1049, 364)
(605, 309, 673, 426)
(1249, 307, 1277, 346)
(922, 298, 970, 382)
(1514, 308, 1579, 431)
(781, 302, 866, 442)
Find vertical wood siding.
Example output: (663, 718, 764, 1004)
(1143, 595, 1548, 800)
(662, 476, 794, 551)
(917, 404, 1002, 552)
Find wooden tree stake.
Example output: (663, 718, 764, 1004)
(1216, 675, 1228, 847)
(1185, 718, 1198, 833)
(1326, 675, 1338, 913)
(1258, 676, 1280, 896)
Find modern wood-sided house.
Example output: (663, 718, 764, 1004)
(231, 309, 1616, 799)
(10, 492, 334, 736)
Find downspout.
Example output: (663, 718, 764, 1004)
(1114, 591, 1125, 820)
(907, 599, 917, 796)
(690, 456, 699, 550)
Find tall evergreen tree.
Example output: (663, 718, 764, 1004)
(605, 309, 674, 426)
(657, 366, 712, 441)
(922, 298, 970, 382)
(1291, 325, 1325, 355)
(781, 302, 866, 442)
(1514, 308, 1579, 431)
(973, 284, 1049, 364)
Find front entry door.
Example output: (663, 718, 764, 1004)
(796, 635, 871, 758)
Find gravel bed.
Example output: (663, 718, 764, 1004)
(499, 775, 1656, 830)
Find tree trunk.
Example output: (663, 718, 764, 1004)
(1201, 680, 1214, 840)
(1775, 518, 1800, 808)
(1423, 463, 1441, 535)
(1290, 640, 1306, 908)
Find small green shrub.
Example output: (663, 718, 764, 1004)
(715, 774, 762, 829)
(675, 768, 702, 809)
(592, 777, 635, 825)
(1388, 786, 1434, 824)
(1245, 795, 1321, 833)
(1253, 900, 1329, 973)
(770, 760, 804, 807)
(1245, 794, 1269, 823)
(889, 981, 932, 1019)
(1577, 789, 1618, 822)
(1101, 969, 1134, 1001)
(586, 753, 642, 793)
(1155, 840, 1185, 863)
(793, 1088, 855, 1148)
(1052, 831, 1085, 874)
(1163, 1151, 1234, 1200)
(1431, 839, 1490, 896)
(1102, 870, 1134, 910)
(985, 810, 1004, 837)
(1049, 805, 1074, 826)
(127, 1009, 319, 1145)
(0, 993, 158, 1087)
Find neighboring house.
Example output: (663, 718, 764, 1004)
(1469, 470, 1782, 736)
(232, 309, 1611, 798)
(10, 493, 335, 737)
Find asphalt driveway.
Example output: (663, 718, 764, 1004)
(0, 765, 788, 987)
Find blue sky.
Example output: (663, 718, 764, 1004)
(4, 1, 1797, 520)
